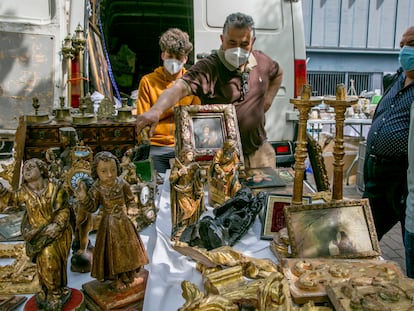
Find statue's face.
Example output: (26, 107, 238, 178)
(96, 159, 117, 187)
(23, 160, 41, 182)
(185, 151, 194, 162)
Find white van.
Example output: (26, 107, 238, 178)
(0, 0, 307, 165)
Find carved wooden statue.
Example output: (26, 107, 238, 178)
(59, 127, 94, 273)
(75, 151, 149, 290)
(170, 148, 205, 240)
(45, 147, 64, 181)
(0, 158, 73, 310)
(208, 139, 243, 207)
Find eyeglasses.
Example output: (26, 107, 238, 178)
(239, 71, 249, 101)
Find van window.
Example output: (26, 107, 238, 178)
(205, 0, 282, 30)
(0, 0, 52, 24)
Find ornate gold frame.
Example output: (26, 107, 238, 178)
(0, 243, 39, 294)
(284, 199, 380, 258)
(306, 133, 330, 192)
(174, 104, 243, 164)
(261, 194, 311, 240)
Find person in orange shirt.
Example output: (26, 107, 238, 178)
(135, 28, 200, 173)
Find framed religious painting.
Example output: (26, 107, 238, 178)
(260, 194, 311, 240)
(284, 199, 381, 259)
(174, 104, 243, 165)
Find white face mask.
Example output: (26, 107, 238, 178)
(164, 59, 184, 75)
(224, 47, 250, 68)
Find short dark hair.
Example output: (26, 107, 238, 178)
(223, 12, 255, 37)
(159, 28, 193, 56)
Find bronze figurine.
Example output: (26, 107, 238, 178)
(170, 148, 205, 239)
(208, 139, 243, 207)
(75, 151, 149, 290)
(0, 158, 72, 310)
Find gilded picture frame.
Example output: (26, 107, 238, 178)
(261, 194, 311, 240)
(284, 199, 381, 258)
(307, 133, 330, 192)
(174, 104, 243, 164)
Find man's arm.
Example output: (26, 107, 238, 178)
(263, 66, 283, 112)
(136, 79, 191, 135)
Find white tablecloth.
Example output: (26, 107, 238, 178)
(141, 173, 276, 311)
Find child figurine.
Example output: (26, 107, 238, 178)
(0, 158, 72, 310)
(75, 151, 149, 290)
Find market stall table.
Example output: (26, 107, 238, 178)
(5, 170, 279, 311)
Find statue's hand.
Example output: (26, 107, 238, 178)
(74, 181, 88, 200)
(179, 167, 187, 175)
(145, 209, 156, 222)
(43, 223, 60, 239)
(128, 207, 140, 217)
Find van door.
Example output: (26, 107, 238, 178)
(193, 0, 307, 159)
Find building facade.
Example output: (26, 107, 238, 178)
(303, 0, 414, 96)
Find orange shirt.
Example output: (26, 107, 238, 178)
(135, 67, 200, 147)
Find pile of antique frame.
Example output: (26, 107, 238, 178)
(270, 85, 414, 310)
(172, 86, 414, 310)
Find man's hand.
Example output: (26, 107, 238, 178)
(136, 109, 161, 137)
(135, 79, 191, 136)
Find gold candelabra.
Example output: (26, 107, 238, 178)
(289, 84, 323, 205)
(61, 34, 75, 108)
(72, 24, 86, 100)
(324, 84, 358, 200)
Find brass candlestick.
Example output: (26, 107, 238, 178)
(55, 96, 71, 122)
(324, 84, 358, 200)
(26, 97, 50, 124)
(61, 34, 75, 108)
(72, 97, 95, 125)
(117, 98, 135, 122)
(289, 84, 323, 205)
(72, 24, 86, 99)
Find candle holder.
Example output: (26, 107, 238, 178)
(72, 97, 96, 125)
(61, 34, 75, 108)
(116, 98, 135, 122)
(72, 24, 86, 100)
(323, 83, 358, 200)
(26, 97, 50, 124)
(289, 84, 323, 205)
(55, 96, 71, 122)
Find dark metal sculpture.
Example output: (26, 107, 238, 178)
(180, 187, 267, 250)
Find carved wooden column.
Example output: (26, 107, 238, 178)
(290, 85, 322, 205)
(324, 84, 358, 200)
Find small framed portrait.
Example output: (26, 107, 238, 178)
(260, 194, 311, 240)
(284, 199, 381, 258)
(174, 104, 243, 164)
(243, 167, 286, 189)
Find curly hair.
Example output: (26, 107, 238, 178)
(159, 28, 193, 56)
